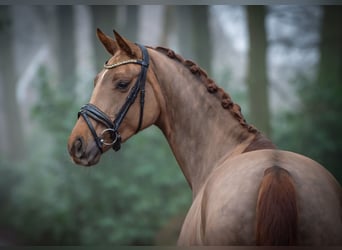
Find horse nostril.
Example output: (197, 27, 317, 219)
(72, 137, 85, 159)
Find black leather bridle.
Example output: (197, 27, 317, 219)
(77, 44, 149, 153)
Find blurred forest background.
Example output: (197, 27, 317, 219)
(0, 5, 341, 245)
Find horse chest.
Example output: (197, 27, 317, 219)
(177, 190, 205, 245)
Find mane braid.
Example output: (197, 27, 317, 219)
(152, 46, 258, 134)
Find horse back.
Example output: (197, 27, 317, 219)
(191, 149, 342, 245)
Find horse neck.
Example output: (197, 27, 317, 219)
(149, 48, 258, 197)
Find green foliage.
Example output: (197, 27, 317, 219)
(1, 67, 191, 245)
(274, 74, 342, 185)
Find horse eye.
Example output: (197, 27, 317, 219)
(116, 81, 129, 90)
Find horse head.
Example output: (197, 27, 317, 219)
(67, 29, 161, 166)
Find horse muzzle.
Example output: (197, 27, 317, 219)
(68, 135, 101, 166)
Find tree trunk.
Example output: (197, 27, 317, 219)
(0, 6, 25, 160)
(313, 6, 342, 183)
(91, 6, 117, 69)
(317, 6, 342, 86)
(160, 6, 175, 46)
(74, 5, 95, 104)
(246, 6, 271, 137)
(192, 6, 212, 76)
(125, 6, 138, 42)
(176, 6, 194, 60)
(176, 6, 212, 76)
(56, 6, 75, 93)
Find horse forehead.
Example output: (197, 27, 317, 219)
(91, 69, 112, 104)
(97, 69, 109, 83)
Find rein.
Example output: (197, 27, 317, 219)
(78, 44, 149, 153)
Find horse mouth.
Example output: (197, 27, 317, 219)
(68, 138, 102, 167)
(72, 150, 101, 167)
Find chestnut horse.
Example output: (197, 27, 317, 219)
(68, 29, 342, 245)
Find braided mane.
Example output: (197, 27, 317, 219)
(151, 46, 258, 134)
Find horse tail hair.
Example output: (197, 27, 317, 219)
(255, 165, 298, 245)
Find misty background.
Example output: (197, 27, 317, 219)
(0, 5, 341, 245)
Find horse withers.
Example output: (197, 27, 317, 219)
(68, 29, 342, 245)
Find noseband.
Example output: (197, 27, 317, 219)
(77, 44, 149, 153)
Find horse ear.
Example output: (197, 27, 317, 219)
(96, 28, 117, 55)
(113, 30, 136, 57)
